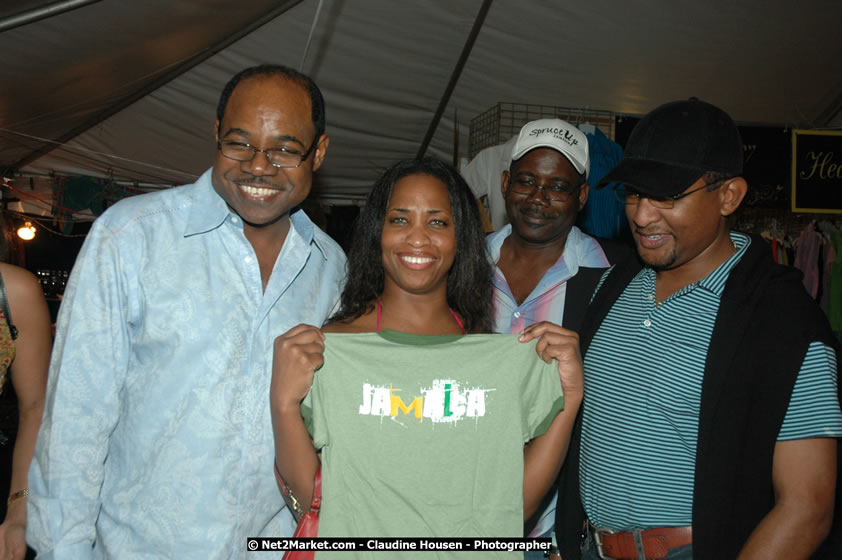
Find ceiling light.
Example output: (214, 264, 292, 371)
(17, 221, 36, 241)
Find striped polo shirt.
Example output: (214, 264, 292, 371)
(580, 232, 842, 529)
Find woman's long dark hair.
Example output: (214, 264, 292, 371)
(330, 157, 493, 333)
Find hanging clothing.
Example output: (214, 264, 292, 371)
(821, 241, 836, 314)
(828, 228, 842, 331)
(794, 224, 822, 299)
(460, 136, 518, 231)
(575, 127, 626, 239)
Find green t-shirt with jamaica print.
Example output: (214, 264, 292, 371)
(301, 331, 564, 559)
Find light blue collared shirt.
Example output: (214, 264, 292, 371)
(28, 169, 346, 559)
(488, 225, 609, 335)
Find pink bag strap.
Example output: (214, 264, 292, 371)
(311, 466, 322, 511)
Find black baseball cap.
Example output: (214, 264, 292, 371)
(598, 98, 743, 197)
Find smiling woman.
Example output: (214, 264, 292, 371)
(379, 173, 458, 306)
(328, 157, 493, 335)
(270, 158, 587, 557)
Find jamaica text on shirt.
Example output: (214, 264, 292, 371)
(358, 379, 495, 425)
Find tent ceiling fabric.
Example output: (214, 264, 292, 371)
(1, 0, 301, 177)
(3, 0, 842, 203)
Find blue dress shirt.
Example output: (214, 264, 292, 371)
(27, 169, 346, 559)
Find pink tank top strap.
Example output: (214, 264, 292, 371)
(449, 308, 465, 331)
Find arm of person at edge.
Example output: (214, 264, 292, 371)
(0, 266, 51, 560)
(518, 321, 584, 520)
(737, 437, 837, 559)
(270, 324, 324, 518)
(27, 221, 130, 560)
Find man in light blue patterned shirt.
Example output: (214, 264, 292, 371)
(27, 65, 346, 559)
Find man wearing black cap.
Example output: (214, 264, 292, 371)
(556, 98, 841, 560)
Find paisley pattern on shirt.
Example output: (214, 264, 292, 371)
(28, 169, 346, 560)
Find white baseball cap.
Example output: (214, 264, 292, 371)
(510, 118, 590, 178)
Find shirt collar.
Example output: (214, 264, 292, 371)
(289, 209, 330, 261)
(565, 225, 610, 269)
(486, 224, 512, 262)
(487, 224, 606, 270)
(644, 231, 751, 298)
(184, 168, 230, 237)
(699, 231, 750, 296)
(181, 169, 329, 261)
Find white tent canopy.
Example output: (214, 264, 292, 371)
(3, 0, 842, 205)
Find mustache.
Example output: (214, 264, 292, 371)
(230, 176, 285, 189)
(520, 207, 556, 220)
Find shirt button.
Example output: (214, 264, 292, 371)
(647, 294, 655, 301)
(643, 319, 652, 327)
(513, 311, 521, 318)
(231, 216, 239, 224)
(245, 256, 253, 264)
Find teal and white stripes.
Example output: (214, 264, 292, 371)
(580, 232, 841, 530)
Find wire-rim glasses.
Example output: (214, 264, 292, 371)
(614, 178, 727, 209)
(217, 135, 318, 169)
(507, 179, 582, 202)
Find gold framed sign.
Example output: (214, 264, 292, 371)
(791, 129, 842, 214)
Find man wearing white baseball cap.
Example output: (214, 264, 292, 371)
(485, 118, 630, 559)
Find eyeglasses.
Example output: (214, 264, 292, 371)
(217, 135, 318, 169)
(614, 179, 726, 209)
(507, 178, 582, 202)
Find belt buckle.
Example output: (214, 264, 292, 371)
(591, 526, 616, 560)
